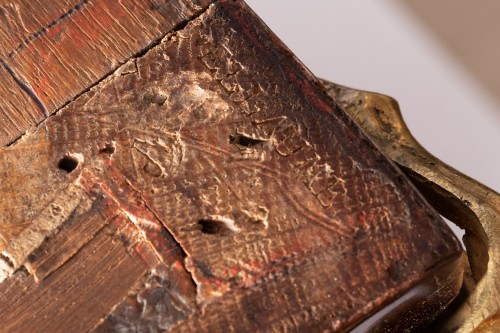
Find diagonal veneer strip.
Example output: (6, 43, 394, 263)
(0, 0, 214, 147)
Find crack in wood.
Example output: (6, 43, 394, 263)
(0, 1, 465, 331)
(3, 0, 217, 149)
(0, 58, 48, 117)
(6, 0, 92, 58)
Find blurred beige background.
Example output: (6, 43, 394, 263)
(405, 0, 500, 107)
(245, 0, 500, 195)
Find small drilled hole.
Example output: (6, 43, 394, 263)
(198, 216, 239, 235)
(198, 219, 221, 234)
(100, 142, 116, 155)
(58, 156, 79, 173)
(229, 134, 267, 148)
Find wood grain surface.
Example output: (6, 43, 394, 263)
(0, 0, 212, 147)
(0, 0, 463, 332)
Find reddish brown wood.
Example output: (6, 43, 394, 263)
(0, 1, 463, 332)
(0, 217, 159, 333)
(0, 0, 82, 56)
(0, 0, 213, 146)
(0, 65, 44, 143)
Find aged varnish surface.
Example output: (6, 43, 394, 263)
(0, 0, 463, 332)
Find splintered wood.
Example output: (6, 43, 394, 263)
(0, 0, 463, 332)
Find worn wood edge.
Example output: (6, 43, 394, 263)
(0, 0, 217, 148)
(321, 79, 500, 332)
(0, 0, 468, 330)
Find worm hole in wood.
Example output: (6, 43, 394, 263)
(229, 133, 267, 148)
(198, 216, 239, 235)
(99, 142, 116, 155)
(58, 155, 79, 173)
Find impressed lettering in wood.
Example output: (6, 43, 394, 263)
(0, 1, 463, 332)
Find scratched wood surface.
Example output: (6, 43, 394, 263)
(0, 0, 463, 332)
(0, 0, 212, 146)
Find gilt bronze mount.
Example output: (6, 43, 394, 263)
(323, 81, 500, 332)
(0, 1, 498, 332)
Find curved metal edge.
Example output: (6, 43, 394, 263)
(321, 79, 500, 333)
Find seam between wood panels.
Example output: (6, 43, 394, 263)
(7, 0, 92, 59)
(2, 0, 218, 149)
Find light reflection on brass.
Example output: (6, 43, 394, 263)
(322, 80, 500, 333)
